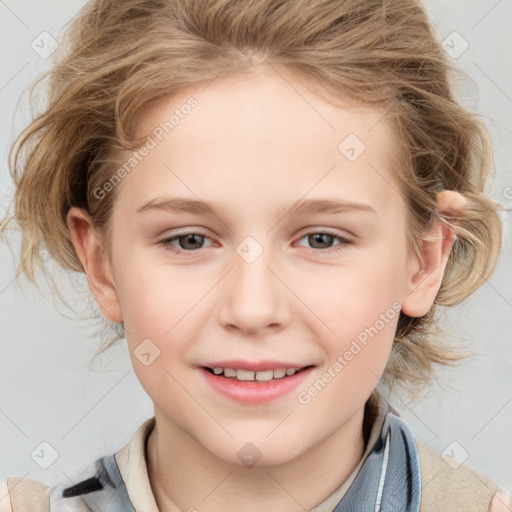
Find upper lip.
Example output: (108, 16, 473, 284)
(201, 360, 313, 372)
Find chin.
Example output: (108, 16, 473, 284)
(206, 436, 305, 468)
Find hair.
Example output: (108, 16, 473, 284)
(0, 0, 503, 396)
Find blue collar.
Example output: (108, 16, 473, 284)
(333, 399, 421, 511)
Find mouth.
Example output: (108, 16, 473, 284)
(202, 365, 314, 383)
(199, 362, 316, 403)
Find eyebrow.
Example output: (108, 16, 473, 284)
(136, 197, 377, 217)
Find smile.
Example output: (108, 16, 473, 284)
(200, 363, 315, 404)
(203, 366, 309, 382)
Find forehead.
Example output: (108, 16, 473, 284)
(114, 65, 405, 219)
(137, 65, 398, 154)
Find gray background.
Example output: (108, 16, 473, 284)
(1, 0, 511, 496)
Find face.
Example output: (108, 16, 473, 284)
(98, 65, 417, 465)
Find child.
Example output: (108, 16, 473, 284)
(1, 0, 510, 510)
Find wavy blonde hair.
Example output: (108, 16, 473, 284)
(0, 0, 503, 393)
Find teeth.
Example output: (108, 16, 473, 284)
(273, 368, 286, 379)
(237, 369, 255, 381)
(223, 368, 237, 377)
(254, 370, 274, 381)
(209, 366, 304, 381)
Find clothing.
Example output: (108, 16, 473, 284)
(3, 391, 503, 511)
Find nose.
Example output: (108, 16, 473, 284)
(218, 240, 290, 336)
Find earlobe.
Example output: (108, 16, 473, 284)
(401, 191, 463, 317)
(66, 207, 123, 323)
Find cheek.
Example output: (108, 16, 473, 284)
(115, 249, 196, 337)
(304, 252, 404, 335)
(118, 268, 202, 416)
(112, 252, 198, 387)
(296, 284, 399, 420)
(296, 248, 405, 381)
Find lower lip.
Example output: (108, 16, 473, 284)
(200, 367, 314, 404)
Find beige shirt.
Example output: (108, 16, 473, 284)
(2, 391, 507, 511)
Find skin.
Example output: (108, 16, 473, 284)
(67, 64, 462, 512)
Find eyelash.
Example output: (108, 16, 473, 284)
(158, 229, 353, 256)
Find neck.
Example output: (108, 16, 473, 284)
(147, 407, 366, 512)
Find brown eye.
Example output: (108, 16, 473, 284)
(175, 233, 206, 250)
(308, 233, 335, 249)
(159, 232, 212, 254)
(296, 230, 353, 253)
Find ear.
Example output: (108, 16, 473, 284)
(401, 190, 466, 317)
(66, 207, 123, 323)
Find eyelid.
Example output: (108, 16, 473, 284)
(295, 226, 354, 242)
(158, 226, 355, 256)
(294, 229, 354, 255)
(160, 226, 353, 244)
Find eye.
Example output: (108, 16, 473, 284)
(158, 229, 353, 256)
(158, 231, 214, 254)
(295, 230, 353, 254)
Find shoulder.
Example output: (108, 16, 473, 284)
(0, 478, 12, 512)
(2, 453, 132, 512)
(489, 489, 512, 512)
(0, 476, 50, 512)
(415, 437, 509, 512)
(1, 419, 154, 512)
